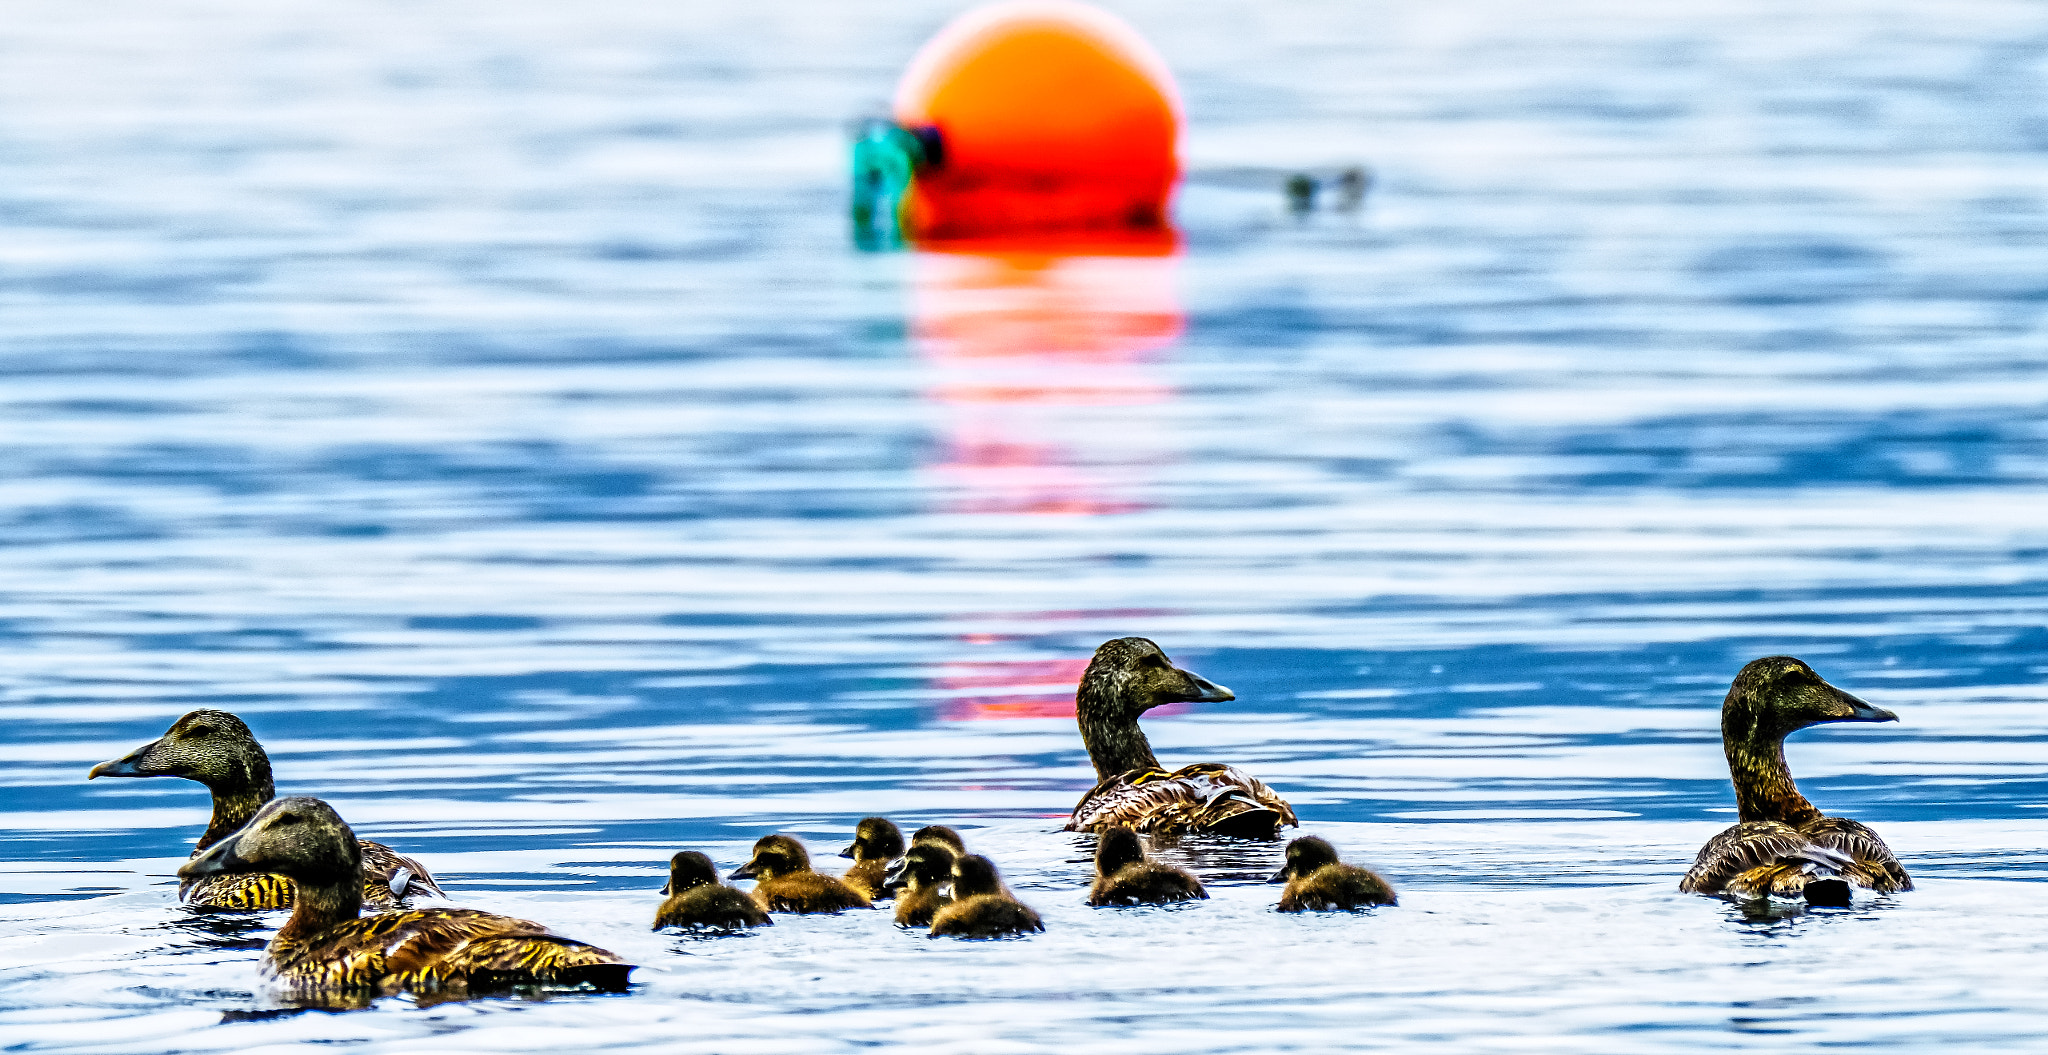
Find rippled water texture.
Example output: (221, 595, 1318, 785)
(4, 0, 2047, 1050)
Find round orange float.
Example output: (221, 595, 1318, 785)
(892, 1, 1182, 242)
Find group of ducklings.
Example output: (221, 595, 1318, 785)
(83, 636, 1910, 1003)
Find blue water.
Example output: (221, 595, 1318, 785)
(4, 0, 2048, 1050)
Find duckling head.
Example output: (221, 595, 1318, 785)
(730, 834, 810, 881)
(885, 843, 956, 892)
(1269, 835, 1341, 883)
(911, 824, 966, 853)
(87, 709, 272, 793)
(950, 854, 1007, 899)
(1094, 826, 1147, 877)
(1078, 637, 1235, 720)
(840, 817, 905, 861)
(178, 796, 360, 886)
(664, 851, 719, 896)
(1724, 656, 1896, 743)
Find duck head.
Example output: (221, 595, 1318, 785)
(664, 851, 719, 896)
(1094, 826, 1147, 877)
(179, 796, 361, 887)
(884, 843, 956, 893)
(730, 834, 809, 881)
(1078, 637, 1235, 719)
(88, 709, 273, 793)
(1268, 835, 1341, 883)
(1723, 656, 1896, 743)
(950, 854, 1006, 899)
(910, 824, 966, 853)
(840, 817, 905, 862)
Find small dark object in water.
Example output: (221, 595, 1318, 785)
(655, 851, 772, 931)
(1285, 173, 1317, 215)
(1269, 836, 1396, 911)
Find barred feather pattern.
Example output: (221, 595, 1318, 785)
(1680, 818, 1912, 897)
(266, 907, 629, 993)
(1066, 763, 1299, 837)
(182, 839, 442, 909)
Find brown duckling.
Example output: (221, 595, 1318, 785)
(1087, 826, 1207, 906)
(654, 851, 772, 931)
(1066, 638, 1297, 838)
(1680, 656, 1911, 904)
(882, 842, 957, 927)
(88, 709, 442, 909)
(911, 824, 966, 854)
(838, 817, 905, 901)
(178, 797, 629, 998)
(730, 834, 872, 914)
(928, 854, 1043, 938)
(1270, 836, 1396, 911)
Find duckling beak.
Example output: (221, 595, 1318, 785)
(728, 861, 758, 881)
(87, 741, 158, 780)
(838, 842, 858, 859)
(1830, 685, 1896, 723)
(1266, 867, 1289, 884)
(660, 879, 672, 896)
(882, 857, 909, 890)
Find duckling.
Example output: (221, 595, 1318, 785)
(1087, 826, 1207, 906)
(882, 842, 957, 927)
(1269, 836, 1396, 911)
(928, 854, 1043, 938)
(177, 797, 630, 998)
(911, 824, 966, 854)
(729, 834, 872, 914)
(1680, 656, 1911, 904)
(654, 851, 772, 932)
(838, 817, 905, 901)
(88, 709, 442, 909)
(1065, 638, 1297, 838)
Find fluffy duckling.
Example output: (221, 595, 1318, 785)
(654, 851, 772, 932)
(838, 817, 905, 901)
(178, 797, 630, 998)
(730, 834, 872, 914)
(1680, 656, 1911, 904)
(88, 709, 441, 909)
(1066, 638, 1298, 838)
(912, 824, 966, 854)
(1270, 836, 1396, 911)
(928, 854, 1043, 938)
(882, 842, 957, 928)
(1087, 826, 1207, 906)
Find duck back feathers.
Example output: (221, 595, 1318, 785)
(1065, 639, 1297, 838)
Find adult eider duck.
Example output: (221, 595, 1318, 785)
(1065, 637, 1298, 838)
(929, 854, 1043, 938)
(1680, 656, 1911, 904)
(88, 709, 442, 909)
(882, 842, 957, 928)
(654, 851, 772, 931)
(1270, 836, 1396, 911)
(730, 834, 872, 914)
(1087, 826, 1207, 906)
(838, 817, 905, 901)
(177, 797, 630, 998)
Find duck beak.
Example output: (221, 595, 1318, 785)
(178, 832, 250, 883)
(1266, 867, 1289, 884)
(728, 861, 758, 881)
(1830, 685, 1896, 723)
(838, 843, 858, 859)
(1180, 670, 1235, 704)
(882, 857, 909, 890)
(660, 879, 672, 895)
(87, 740, 159, 780)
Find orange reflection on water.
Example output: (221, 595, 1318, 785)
(915, 239, 1183, 516)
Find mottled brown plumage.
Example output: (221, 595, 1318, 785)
(1681, 657, 1911, 902)
(654, 851, 772, 931)
(730, 834, 872, 914)
(883, 843, 956, 927)
(838, 817, 905, 901)
(1064, 638, 1297, 838)
(89, 710, 441, 909)
(178, 797, 630, 998)
(1270, 836, 1396, 911)
(929, 854, 1043, 938)
(1087, 826, 1207, 906)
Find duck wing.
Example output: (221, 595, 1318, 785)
(1801, 816, 1912, 893)
(275, 908, 628, 991)
(1679, 820, 1813, 895)
(1067, 763, 1297, 837)
(360, 840, 445, 903)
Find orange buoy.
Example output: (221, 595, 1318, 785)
(893, 1, 1182, 242)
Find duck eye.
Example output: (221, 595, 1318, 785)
(183, 724, 212, 738)
(274, 812, 300, 826)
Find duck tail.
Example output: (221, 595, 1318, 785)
(1794, 844, 1857, 906)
